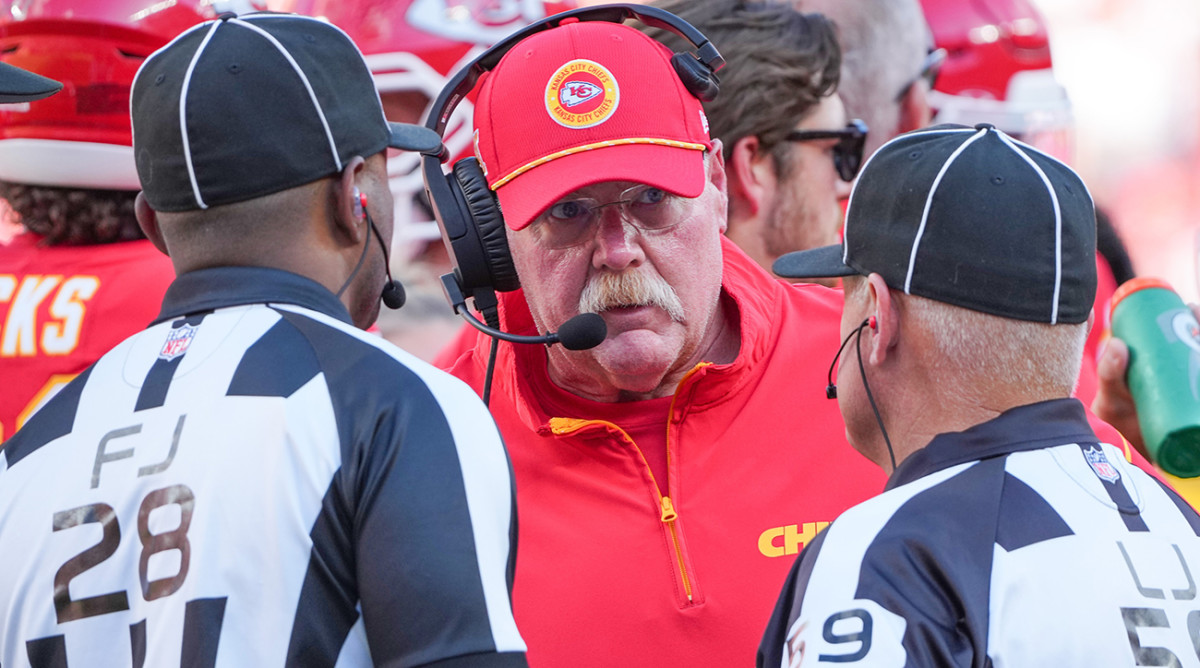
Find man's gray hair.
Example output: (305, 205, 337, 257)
(644, 0, 841, 178)
(787, 0, 929, 156)
(903, 294, 1089, 401)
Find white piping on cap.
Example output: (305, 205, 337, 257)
(841, 127, 970, 267)
(179, 20, 224, 209)
(229, 17, 342, 173)
(997, 131, 1064, 324)
(1007, 132, 1095, 213)
(905, 127, 988, 293)
(129, 18, 213, 160)
(240, 13, 391, 132)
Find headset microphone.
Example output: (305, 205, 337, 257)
(441, 273, 607, 405)
(440, 274, 606, 351)
(825, 319, 870, 400)
(373, 211, 406, 310)
(338, 188, 407, 311)
(380, 279, 406, 310)
(550, 313, 608, 350)
(824, 315, 896, 470)
(363, 190, 406, 310)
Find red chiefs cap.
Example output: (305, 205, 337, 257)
(472, 17, 713, 231)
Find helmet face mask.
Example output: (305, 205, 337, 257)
(920, 0, 1075, 161)
(366, 45, 483, 251)
(928, 68, 1074, 161)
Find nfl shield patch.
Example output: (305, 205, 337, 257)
(159, 323, 198, 361)
(1083, 446, 1121, 484)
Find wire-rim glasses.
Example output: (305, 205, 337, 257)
(532, 184, 687, 249)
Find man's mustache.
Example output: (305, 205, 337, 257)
(579, 271, 685, 323)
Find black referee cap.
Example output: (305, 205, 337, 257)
(131, 12, 442, 212)
(774, 123, 1097, 324)
(0, 61, 61, 103)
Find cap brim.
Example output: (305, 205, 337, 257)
(387, 122, 444, 155)
(773, 244, 859, 279)
(495, 142, 707, 231)
(0, 61, 61, 104)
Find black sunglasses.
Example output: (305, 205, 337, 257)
(783, 118, 869, 182)
(895, 47, 947, 102)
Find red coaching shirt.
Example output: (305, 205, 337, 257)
(447, 238, 890, 667)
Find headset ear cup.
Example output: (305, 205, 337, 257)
(453, 158, 520, 293)
(670, 52, 720, 102)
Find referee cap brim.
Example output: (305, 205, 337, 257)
(0, 61, 62, 104)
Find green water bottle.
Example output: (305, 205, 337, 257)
(1110, 277, 1200, 477)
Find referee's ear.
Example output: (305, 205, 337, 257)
(865, 272, 899, 367)
(134, 191, 169, 257)
(332, 155, 369, 248)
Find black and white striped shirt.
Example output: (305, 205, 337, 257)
(1, 267, 525, 667)
(759, 399, 1200, 667)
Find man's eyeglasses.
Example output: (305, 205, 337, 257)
(533, 184, 687, 249)
(895, 47, 947, 103)
(783, 119, 869, 182)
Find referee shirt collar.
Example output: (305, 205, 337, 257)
(887, 398, 1099, 491)
(154, 266, 354, 326)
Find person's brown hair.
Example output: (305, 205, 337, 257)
(0, 182, 142, 246)
(645, 0, 841, 177)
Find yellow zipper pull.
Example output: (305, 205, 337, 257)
(660, 496, 678, 523)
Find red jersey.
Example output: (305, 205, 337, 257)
(448, 238, 889, 667)
(0, 233, 174, 441)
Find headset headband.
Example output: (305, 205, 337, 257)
(421, 3, 725, 152)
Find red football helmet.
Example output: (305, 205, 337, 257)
(0, 0, 242, 189)
(920, 0, 1074, 160)
(276, 0, 578, 251)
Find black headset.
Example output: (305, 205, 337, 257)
(419, 4, 724, 316)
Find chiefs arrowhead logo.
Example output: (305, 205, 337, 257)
(545, 59, 619, 129)
(560, 81, 602, 108)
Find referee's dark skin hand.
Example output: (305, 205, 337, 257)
(1094, 301, 1200, 460)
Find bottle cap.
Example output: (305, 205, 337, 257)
(1111, 277, 1177, 316)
